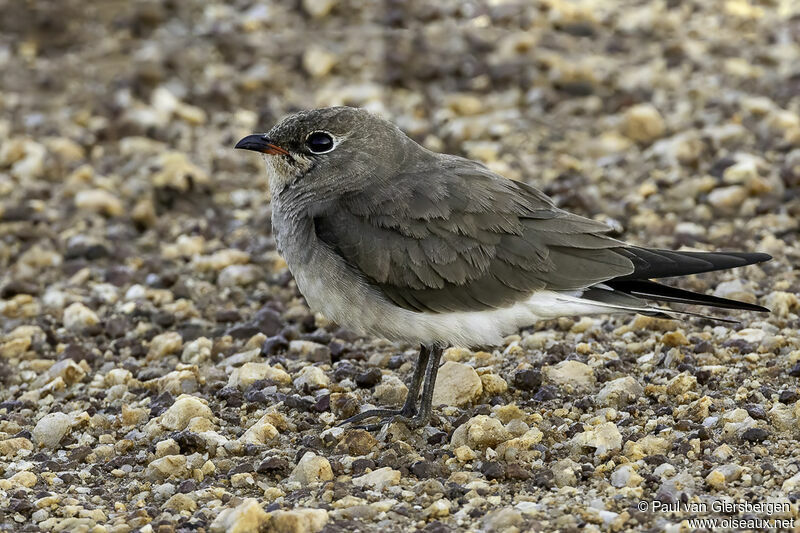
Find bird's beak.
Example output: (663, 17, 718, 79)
(234, 134, 290, 156)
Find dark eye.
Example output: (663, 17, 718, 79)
(305, 131, 334, 153)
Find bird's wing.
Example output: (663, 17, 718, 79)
(312, 156, 637, 313)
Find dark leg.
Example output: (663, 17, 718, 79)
(409, 344, 443, 426)
(397, 344, 430, 417)
(339, 344, 442, 430)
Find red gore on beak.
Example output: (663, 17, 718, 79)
(234, 134, 290, 155)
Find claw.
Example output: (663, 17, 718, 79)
(338, 408, 404, 428)
(337, 345, 442, 432)
(339, 409, 431, 431)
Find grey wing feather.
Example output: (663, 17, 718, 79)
(313, 156, 636, 313)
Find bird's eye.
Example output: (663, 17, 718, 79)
(305, 131, 335, 154)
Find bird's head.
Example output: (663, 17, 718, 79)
(235, 106, 419, 199)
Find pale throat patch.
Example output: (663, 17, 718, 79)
(262, 153, 313, 195)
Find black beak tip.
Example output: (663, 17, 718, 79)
(234, 133, 267, 152)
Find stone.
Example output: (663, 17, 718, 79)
(163, 493, 197, 513)
(768, 404, 795, 432)
(512, 369, 542, 391)
(622, 103, 665, 143)
(74, 189, 124, 217)
(661, 330, 689, 347)
(713, 279, 757, 303)
(3, 138, 46, 180)
(45, 137, 84, 162)
(446, 94, 484, 116)
(267, 508, 328, 533)
(712, 444, 734, 461)
(545, 360, 595, 392)
(706, 464, 742, 489)
(442, 347, 471, 361)
(763, 291, 798, 318)
(708, 185, 747, 210)
(424, 499, 451, 518)
(480, 373, 508, 396)
(723, 157, 759, 184)
(0, 437, 34, 458)
(1, 336, 31, 359)
(231, 473, 255, 488)
(159, 395, 214, 431)
(552, 458, 579, 487)
(155, 439, 181, 458)
(355, 368, 382, 388)
(290, 452, 333, 486)
(596, 376, 643, 407)
(505, 418, 530, 437)
(106, 368, 133, 386)
(289, 341, 330, 362)
(163, 235, 205, 259)
(0, 471, 37, 490)
(571, 422, 622, 458)
(302, 0, 337, 18)
(731, 328, 765, 344)
(218, 264, 260, 287)
(481, 508, 523, 532)
(338, 430, 378, 456)
(450, 415, 511, 449)
(706, 470, 726, 490)
(352, 467, 401, 492)
(221, 348, 262, 367)
(373, 375, 408, 406)
(495, 428, 545, 462)
(768, 109, 800, 144)
(148, 331, 183, 359)
(611, 464, 643, 488)
(782, 472, 800, 492)
(151, 151, 210, 190)
(741, 427, 768, 442)
(432, 361, 483, 406)
(147, 454, 188, 480)
(228, 362, 292, 389)
(302, 46, 338, 78)
(33, 412, 72, 448)
(181, 337, 212, 364)
(62, 303, 99, 331)
(666, 373, 697, 395)
(210, 498, 269, 533)
(41, 359, 86, 386)
(192, 249, 250, 272)
(293, 365, 329, 390)
(454, 445, 477, 462)
(638, 435, 671, 456)
(240, 414, 280, 445)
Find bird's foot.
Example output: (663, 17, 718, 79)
(339, 406, 430, 431)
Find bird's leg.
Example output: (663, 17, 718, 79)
(339, 344, 437, 429)
(396, 344, 430, 417)
(406, 344, 443, 427)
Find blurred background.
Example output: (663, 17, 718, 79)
(0, 1, 799, 531)
(2, 0, 799, 240)
(1, 0, 797, 305)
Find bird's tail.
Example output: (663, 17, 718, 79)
(613, 248, 772, 281)
(566, 248, 771, 322)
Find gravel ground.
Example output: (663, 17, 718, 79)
(1, 1, 799, 532)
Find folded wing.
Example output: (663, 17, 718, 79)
(313, 155, 770, 315)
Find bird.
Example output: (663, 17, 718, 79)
(235, 106, 771, 431)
